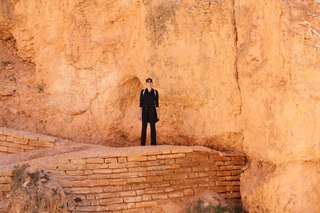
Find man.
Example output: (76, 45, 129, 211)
(138, 77, 160, 146)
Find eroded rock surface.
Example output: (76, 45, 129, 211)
(0, 0, 320, 212)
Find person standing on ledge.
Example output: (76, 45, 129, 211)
(138, 77, 160, 146)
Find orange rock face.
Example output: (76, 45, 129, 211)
(236, 0, 320, 212)
(0, 0, 319, 212)
(0, 0, 242, 149)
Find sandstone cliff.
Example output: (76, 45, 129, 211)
(0, 0, 319, 212)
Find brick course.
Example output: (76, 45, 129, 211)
(0, 127, 57, 154)
(0, 127, 246, 212)
(1, 150, 246, 212)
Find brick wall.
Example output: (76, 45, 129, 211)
(0, 127, 58, 154)
(0, 169, 11, 198)
(0, 145, 246, 212)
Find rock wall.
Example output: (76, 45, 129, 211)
(0, 127, 59, 155)
(0, 0, 242, 151)
(0, 0, 320, 212)
(0, 133, 246, 212)
(235, 0, 320, 212)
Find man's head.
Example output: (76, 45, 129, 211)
(146, 77, 153, 83)
(145, 77, 153, 87)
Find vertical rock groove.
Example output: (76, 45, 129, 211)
(232, 0, 242, 116)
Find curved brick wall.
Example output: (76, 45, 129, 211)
(0, 127, 67, 155)
(0, 141, 246, 212)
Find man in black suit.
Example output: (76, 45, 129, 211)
(138, 77, 160, 146)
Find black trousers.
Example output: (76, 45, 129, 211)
(141, 106, 157, 146)
(141, 121, 156, 146)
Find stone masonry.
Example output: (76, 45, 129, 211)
(0, 127, 246, 212)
